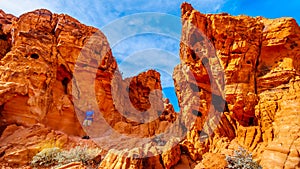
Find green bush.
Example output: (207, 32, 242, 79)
(31, 146, 101, 167)
(226, 147, 262, 169)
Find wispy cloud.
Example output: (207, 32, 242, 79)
(189, 0, 227, 12)
(108, 31, 180, 88)
(100, 12, 181, 89)
(112, 34, 179, 58)
(118, 48, 179, 88)
(0, 0, 55, 16)
(0, 0, 227, 26)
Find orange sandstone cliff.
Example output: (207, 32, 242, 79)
(0, 8, 178, 168)
(0, 2, 299, 169)
(176, 3, 300, 169)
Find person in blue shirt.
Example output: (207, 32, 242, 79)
(83, 104, 94, 126)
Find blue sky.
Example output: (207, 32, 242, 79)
(1, 0, 299, 26)
(1, 0, 299, 112)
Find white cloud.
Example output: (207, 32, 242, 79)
(112, 34, 179, 58)
(0, 0, 227, 26)
(101, 13, 182, 48)
(0, 0, 55, 16)
(189, 0, 227, 13)
(109, 0, 226, 15)
(118, 49, 179, 88)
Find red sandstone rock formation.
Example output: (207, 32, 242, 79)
(174, 2, 300, 169)
(0, 2, 300, 168)
(0, 124, 100, 167)
(0, 9, 178, 168)
(0, 9, 100, 136)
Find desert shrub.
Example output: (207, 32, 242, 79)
(31, 146, 101, 167)
(31, 147, 61, 167)
(56, 146, 100, 165)
(226, 147, 262, 169)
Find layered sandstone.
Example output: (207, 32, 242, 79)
(0, 3, 300, 169)
(0, 9, 102, 136)
(174, 2, 300, 168)
(0, 8, 176, 135)
(0, 124, 100, 167)
(0, 9, 179, 168)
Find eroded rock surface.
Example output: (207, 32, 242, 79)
(0, 9, 179, 168)
(0, 9, 103, 136)
(0, 3, 300, 168)
(0, 124, 99, 167)
(173, 2, 300, 168)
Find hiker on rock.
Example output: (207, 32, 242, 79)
(83, 104, 94, 126)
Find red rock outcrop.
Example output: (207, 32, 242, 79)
(173, 2, 300, 168)
(0, 9, 179, 168)
(0, 124, 99, 167)
(1, 2, 300, 168)
(0, 9, 103, 136)
(98, 137, 181, 169)
(0, 8, 174, 137)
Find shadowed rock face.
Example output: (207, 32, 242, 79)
(0, 10, 14, 60)
(0, 2, 300, 168)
